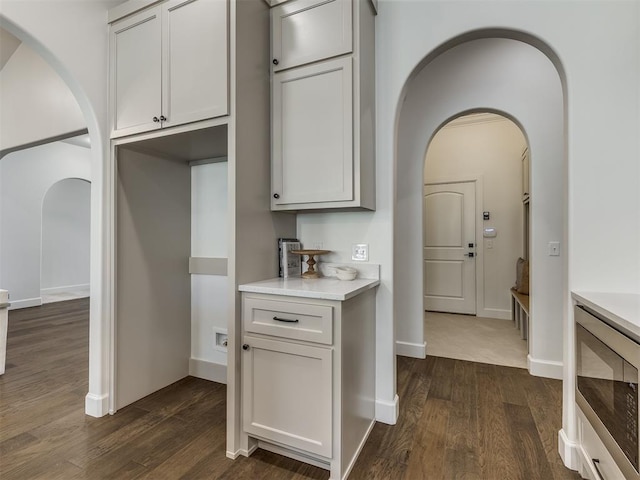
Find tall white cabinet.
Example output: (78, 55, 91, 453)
(270, 0, 376, 211)
(109, 0, 228, 138)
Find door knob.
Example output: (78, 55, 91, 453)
(273, 59, 279, 65)
(160, 115, 167, 122)
(273, 193, 280, 199)
(242, 344, 250, 351)
(153, 116, 159, 122)
(464, 252, 475, 258)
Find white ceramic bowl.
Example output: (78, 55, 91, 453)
(335, 266, 357, 281)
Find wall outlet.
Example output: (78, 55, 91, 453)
(214, 329, 228, 351)
(352, 243, 369, 261)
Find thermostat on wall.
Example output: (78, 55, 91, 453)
(483, 227, 497, 238)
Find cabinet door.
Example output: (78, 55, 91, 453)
(110, 7, 162, 137)
(272, 0, 352, 71)
(162, 0, 229, 128)
(242, 336, 332, 458)
(272, 57, 353, 207)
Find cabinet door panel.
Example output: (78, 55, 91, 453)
(272, 57, 353, 206)
(242, 336, 332, 458)
(272, 0, 352, 71)
(110, 8, 162, 137)
(163, 0, 229, 127)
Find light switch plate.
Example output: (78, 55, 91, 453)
(352, 244, 369, 261)
(548, 241, 560, 256)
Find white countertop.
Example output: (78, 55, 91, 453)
(572, 291, 640, 343)
(239, 276, 380, 301)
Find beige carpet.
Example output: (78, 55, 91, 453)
(425, 311, 528, 369)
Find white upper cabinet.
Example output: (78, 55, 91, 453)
(272, 57, 353, 206)
(270, 0, 376, 211)
(110, 8, 162, 137)
(110, 0, 229, 138)
(162, 0, 228, 129)
(271, 0, 352, 72)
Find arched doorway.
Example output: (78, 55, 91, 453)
(393, 35, 566, 379)
(41, 178, 91, 303)
(422, 111, 529, 368)
(0, 14, 108, 417)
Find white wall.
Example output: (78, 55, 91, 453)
(41, 178, 91, 291)
(191, 162, 229, 374)
(0, 42, 85, 152)
(425, 115, 526, 319)
(0, 142, 91, 308)
(299, 0, 640, 453)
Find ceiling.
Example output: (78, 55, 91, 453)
(0, 27, 21, 70)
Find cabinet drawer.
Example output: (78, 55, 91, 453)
(271, 0, 352, 71)
(243, 296, 333, 345)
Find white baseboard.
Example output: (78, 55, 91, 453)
(396, 340, 426, 358)
(41, 283, 90, 295)
(558, 428, 580, 471)
(85, 392, 109, 417)
(189, 358, 227, 384)
(227, 442, 258, 460)
(527, 354, 563, 380)
(478, 308, 511, 320)
(375, 394, 399, 425)
(8, 297, 42, 310)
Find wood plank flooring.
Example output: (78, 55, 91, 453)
(0, 299, 581, 479)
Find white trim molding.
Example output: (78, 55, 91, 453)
(41, 283, 90, 295)
(527, 354, 563, 380)
(85, 392, 110, 418)
(479, 307, 511, 320)
(375, 394, 399, 425)
(396, 340, 426, 359)
(558, 428, 580, 471)
(8, 297, 42, 310)
(189, 358, 227, 384)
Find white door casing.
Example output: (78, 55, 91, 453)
(424, 181, 476, 314)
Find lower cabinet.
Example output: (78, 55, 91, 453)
(240, 289, 376, 480)
(242, 336, 332, 457)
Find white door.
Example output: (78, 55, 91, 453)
(162, 0, 228, 128)
(424, 181, 476, 314)
(272, 57, 353, 206)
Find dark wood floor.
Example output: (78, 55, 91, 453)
(0, 299, 581, 479)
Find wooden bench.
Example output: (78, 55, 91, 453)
(510, 287, 530, 342)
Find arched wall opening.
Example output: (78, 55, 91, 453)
(41, 178, 92, 301)
(393, 35, 566, 379)
(0, 15, 107, 417)
(422, 110, 528, 334)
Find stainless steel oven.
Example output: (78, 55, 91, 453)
(576, 305, 639, 479)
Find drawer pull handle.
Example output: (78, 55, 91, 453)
(592, 459, 605, 480)
(273, 316, 299, 323)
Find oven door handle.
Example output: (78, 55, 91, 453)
(591, 458, 606, 480)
